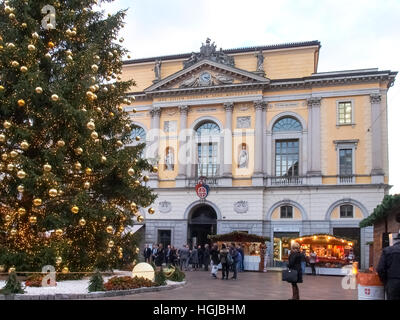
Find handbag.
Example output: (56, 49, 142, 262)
(282, 268, 298, 283)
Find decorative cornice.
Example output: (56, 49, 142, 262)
(370, 93, 382, 104)
(254, 100, 267, 111)
(333, 139, 359, 150)
(223, 102, 234, 112)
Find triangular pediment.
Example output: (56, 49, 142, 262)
(144, 59, 270, 93)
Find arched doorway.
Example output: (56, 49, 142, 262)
(188, 204, 217, 247)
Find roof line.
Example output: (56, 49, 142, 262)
(123, 40, 321, 65)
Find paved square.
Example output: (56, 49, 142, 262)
(92, 270, 358, 300)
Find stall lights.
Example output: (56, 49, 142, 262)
(313, 236, 317, 240)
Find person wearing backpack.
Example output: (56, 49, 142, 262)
(219, 243, 230, 280)
(229, 242, 239, 280)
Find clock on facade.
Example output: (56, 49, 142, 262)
(199, 72, 212, 85)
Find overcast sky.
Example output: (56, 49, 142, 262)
(101, 0, 400, 194)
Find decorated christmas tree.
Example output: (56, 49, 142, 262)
(0, 0, 157, 272)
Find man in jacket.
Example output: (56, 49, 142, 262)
(143, 244, 152, 263)
(229, 243, 239, 280)
(377, 232, 400, 300)
(165, 245, 172, 265)
(203, 244, 211, 271)
(178, 244, 190, 271)
(237, 245, 244, 272)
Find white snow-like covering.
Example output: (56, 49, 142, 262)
(0, 271, 182, 295)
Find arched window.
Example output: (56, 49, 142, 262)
(272, 117, 302, 132)
(195, 121, 220, 177)
(131, 125, 146, 142)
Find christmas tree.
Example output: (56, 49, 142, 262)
(0, 0, 157, 272)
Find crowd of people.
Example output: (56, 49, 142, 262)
(143, 242, 245, 280)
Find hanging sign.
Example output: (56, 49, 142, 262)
(195, 176, 210, 200)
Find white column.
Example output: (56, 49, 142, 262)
(253, 100, 266, 186)
(262, 104, 268, 175)
(148, 106, 161, 188)
(307, 97, 322, 184)
(177, 105, 188, 176)
(370, 94, 384, 183)
(223, 102, 233, 177)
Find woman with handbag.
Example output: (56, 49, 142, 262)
(287, 242, 303, 300)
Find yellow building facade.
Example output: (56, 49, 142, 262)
(122, 39, 397, 269)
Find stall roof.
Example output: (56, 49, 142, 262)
(293, 233, 355, 245)
(359, 194, 400, 228)
(208, 231, 270, 243)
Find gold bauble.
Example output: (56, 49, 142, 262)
(10, 229, 17, 236)
(74, 147, 83, 155)
(106, 226, 113, 234)
(57, 140, 65, 147)
(32, 32, 39, 39)
(71, 206, 79, 214)
(3, 121, 11, 129)
(135, 247, 140, 254)
(83, 181, 90, 189)
(79, 218, 86, 226)
(0, 134, 6, 142)
(20, 66, 28, 73)
(109, 112, 114, 117)
(17, 170, 26, 179)
(116, 140, 123, 147)
(90, 131, 98, 139)
(106, 249, 111, 254)
(119, 253, 123, 259)
(148, 208, 155, 215)
(51, 94, 59, 101)
(134, 180, 141, 186)
(89, 85, 96, 93)
(152, 166, 159, 173)
(12, 61, 20, 67)
(102, 216, 107, 222)
(5, 215, 11, 222)
(18, 207, 26, 215)
(17, 185, 24, 193)
(49, 188, 58, 197)
(1, 153, 8, 161)
(33, 198, 42, 206)
(55, 229, 63, 236)
(43, 163, 52, 172)
(102, 87, 108, 93)
(28, 44, 36, 51)
(29, 216, 37, 224)
(108, 240, 114, 248)
(137, 215, 145, 223)
(101, 155, 107, 163)
(21, 140, 29, 150)
(7, 163, 14, 171)
(95, 107, 102, 113)
(9, 13, 15, 19)
(62, 267, 69, 274)
(22, 23, 27, 28)
(128, 168, 135, 176)
(135, 136, 141, 141)
(130, 202, 137, 211)
(45, 53, 51, 59)
(66, 55, 73, 62)
(35, 87, 43, 94)
(48, 41, 55, 48)
(74, 162, 82, 170)
(56, 257, 62, 265)
(8, 267, 16, 274)
(10, 150, 18, 158)
(17, 99, 26, 107)
(86, 120, 95, 130)
(91, 65, 98, 72)
(143, 175, 150, 182)
(0, 85, 5, 92)
(85, 168, 92, 175)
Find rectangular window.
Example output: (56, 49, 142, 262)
(340, 205, 354, 218)
(275, 140, 299, 177)
(198, 142, 218, 177)
(338, 101, 352, 125)
(280, 206, 293, 219)
(157, 230, 171, 248)
(339, 149, 353, 176)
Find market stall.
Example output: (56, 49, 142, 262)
(208, 232, 270, 271)
(292, 234, 356, 276)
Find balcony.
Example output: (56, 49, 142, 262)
(187, 164, 220, 187)
(338, 175, 355, 184)
(269, 176, 304, 186)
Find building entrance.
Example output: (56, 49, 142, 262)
(188, 205, 217, 247)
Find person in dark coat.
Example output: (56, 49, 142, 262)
(190, 246, 199, 271)
(203, 244, 211, 271)
(219, 243, 229, 280)
(377, 232, 400, 300)
(287, 242, 303, 300)
(143, 244, 152, 263)
(197, 245, 204, 270)
(155, 243, 165, 267)
(210, 244, 220, 278)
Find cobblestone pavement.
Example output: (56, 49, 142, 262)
(92, 270, 358, 300)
